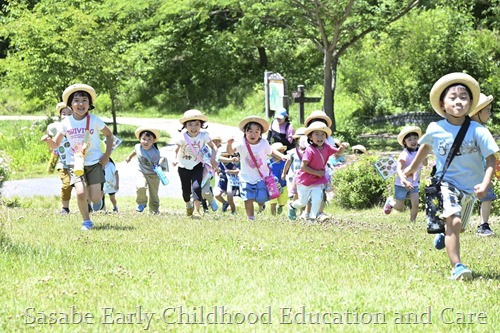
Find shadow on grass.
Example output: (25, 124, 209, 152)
(474, 271, 500, 281)
(93, 223, 135, 231)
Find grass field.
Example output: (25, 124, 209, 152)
(1, 196, 498, 333)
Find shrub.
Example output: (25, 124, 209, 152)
(331, 155, 389, 209)
(0, 150, 10, 184)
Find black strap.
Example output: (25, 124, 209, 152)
(436, 116, 470, 184)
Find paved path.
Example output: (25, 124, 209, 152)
(0, 116, 241, 198)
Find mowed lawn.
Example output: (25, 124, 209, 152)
(0, 196, 498, 333)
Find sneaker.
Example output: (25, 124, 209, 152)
(113, 206, 118, 213)
(81, 220, 93, 231)
(186, 205, 194, 217)
(434, 233, 445, 250)
(136, 204, 146, 213)
(210, 199, 219, 211)
(277, 205, 283, 215)
(92, 200, 103, 212)
(383, 197, 394, 215)
(477, 223, 494, 237)
(288, 203, 297, 220)
(317, 212, 329, 222)
(222, 202, 229, 213)
(60, 207, 70, 215)
(452, 263, 473, 281)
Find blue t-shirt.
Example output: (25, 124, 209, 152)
(419, 119, 499, 193)
(268, 158, 287, 187)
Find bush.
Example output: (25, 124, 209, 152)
(331, 155, 389, 209)
(0, 150, 10, 184)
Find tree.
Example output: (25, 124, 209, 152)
(244, 0, 421, 131)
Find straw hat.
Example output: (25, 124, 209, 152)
(134, 126, 160, 140)
(292, 127, 306, 139)
(429, 73, 480, 118)
(352, 144, 368, 154)
(305, 110, 332, 127)
(211, 135, 222, 142)
(469, 93, 494, 117)
(397, 125, 422, 146)
(179, 109, 208, 124)
(271, 142, 287, 152)
(62, 84, 97, 106)
(305, 121, 332, 137)
(238, 116, 269, 133)
(55, 102, 68, 114)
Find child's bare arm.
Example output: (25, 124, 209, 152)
(125, 150, 136, 163)
(404, 144, 432, 178)
(474, 154, 496, 199)
(301, 160, 324, 178)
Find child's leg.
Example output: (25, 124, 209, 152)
(270, 203, 277, 215)
(227, 191, 236, 213)
(245, 200, 255, 218)
(59, 168, 72, 210)
(191, 164, 204, 214)
(109, 193, 117, 207)
(309, 186, 324, 219)
(147, 175, 160, 213)
(74, 180, 90, 221)
(291, 184, 312, 210)
(409, 192, 420, 222)
(445, 215, 463, 268)
(480, 200, 492, 225)
(135, 173, 149, 207)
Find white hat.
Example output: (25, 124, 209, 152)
(429, 73, 480, 118)
(352, 144, 368, 154)
(134, 126, 160, 140)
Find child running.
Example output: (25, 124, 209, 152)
(404, 73, 498, 280)
(173, 109, 218, 218)
(41, 84, 113, 230)
(102, 157, 119, 213)
(125, 127, 166, 214)
(268, 142, 288, 215)
(43, 102, 74, 214)
(383, 126, 428, 222)
(288, 121, 340, 222)
(227, 116, 287, 221)
(469, 93, 496, 236)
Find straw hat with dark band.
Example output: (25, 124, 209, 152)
(238, 116, 269, 133)
(397, 126, 422, 146)
(135, 126, 160, 140)
(429, 73, 480, 118)
(179, 109, 208, 124)
(62, 84, 97, 106)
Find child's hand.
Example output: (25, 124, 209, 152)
(172, 160, 178, 167)
(316, 169, 325, 178)
(232, 156, 239, 163)
(403, 166, 414, 179)
(227, 137, 235, 145)
(474, 183, 488, 199)
(41, 134, 50, 142)
(125, 157, 131, 163)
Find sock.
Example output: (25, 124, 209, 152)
(62, 207, 70, 213)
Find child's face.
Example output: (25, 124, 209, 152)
(60, 107, 73, 120)
(70, 92, 91, 119)
(404, 134, 419, 149)
(140, 134, 156, 150)
(309, 130, 327, 146)
(478, 104, 492, 123)
(185, 120, 201, 136)
(441, 86, 472, 118)
(244, 124, 262, 144)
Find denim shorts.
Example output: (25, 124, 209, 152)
(240, 180, 269, 203)
(441, 182, 476, 230)
(479, 184, 497, 202)
(394, 184, 419, 201)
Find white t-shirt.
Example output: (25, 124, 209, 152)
(59, 113, 106, 166)
(175, 131, 212, 170)
(233, 139, 272, 184)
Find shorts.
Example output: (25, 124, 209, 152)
(479, 184, 497, 202)
(70, 163, 105, 187)
(394, 184, 419, 201)
(441, 182, 476, 230)
(270, 186, 288, 206)
(240, 180, 269, 203)
(217, 176, 228, 192)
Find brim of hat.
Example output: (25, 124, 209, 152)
(397, 127, 422, 146)
(352, 145, 367, 154)
(304, 127, 332, 137)
(62, 84, 97, 106)
(179, 115, 208, 124)
(469, 95, 494, 117)
(305, 113, 332, 127)
(135, 127, 160, 140)
(292, 134, 304, 139)
(238, 116, 269, 133)
(429, 73, 480, 118)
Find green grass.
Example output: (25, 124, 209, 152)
(0, 197, 498, 332)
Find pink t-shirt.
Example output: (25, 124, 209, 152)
(395, 148, 422, 187)
(296, 143, 338, 186)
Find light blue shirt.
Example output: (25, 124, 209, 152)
(419, 119, 499, 193)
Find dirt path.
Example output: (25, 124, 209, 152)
(0, 116, 241, 198)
